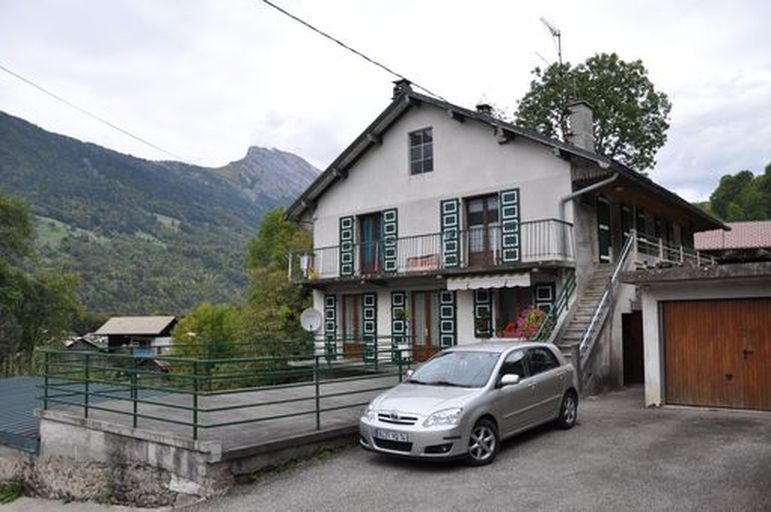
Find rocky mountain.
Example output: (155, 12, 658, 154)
(0, 110, 319, 315)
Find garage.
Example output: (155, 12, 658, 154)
(663, 299, 771, 411)
(621, 262, 771, 411)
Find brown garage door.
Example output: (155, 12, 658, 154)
(664, 298, 771, 411)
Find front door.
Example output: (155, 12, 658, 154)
(466, 195, 500, 267)
(411, 291, 440, 361)
(359, 213, 382, 274)
(597, 197, 612, 263)
(341, 295, 363, 358)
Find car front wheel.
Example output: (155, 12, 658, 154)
(556, 391, 578, 429)
(465, 418, 499, 466)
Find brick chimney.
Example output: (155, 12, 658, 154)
(392, 79, 412, 99)
(566, 100, 595, 152)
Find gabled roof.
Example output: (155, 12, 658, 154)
(95, 316, 177, 336)
(695, 221, 771, 250)
(286, 85, 726, 231)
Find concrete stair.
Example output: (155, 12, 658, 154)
(556, 265, 614, 356)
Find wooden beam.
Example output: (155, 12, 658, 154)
(495, 127, 514, 144)
(367, 133, 382, 145)
(332, 167, 348, 180)
(447, 109, 465, 122)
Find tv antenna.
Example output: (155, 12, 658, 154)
(539, 17, 562, 66)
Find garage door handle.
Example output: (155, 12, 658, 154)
(743, 349, 754, 360)
(724, 373, 734, 381)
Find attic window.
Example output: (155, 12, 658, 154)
(409, 128, 433, 175)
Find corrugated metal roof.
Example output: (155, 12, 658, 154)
(695, 221, 771, 250)
(95, 316, 176, 336)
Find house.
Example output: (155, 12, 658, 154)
(286, 80, 725, 391)
(63, 333, 107, 351)
(695, 220, 771, 262)
(621, 262, 771, 411)
(94, 316, 177, 356)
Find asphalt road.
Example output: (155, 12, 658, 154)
(192, 387, 771, 512)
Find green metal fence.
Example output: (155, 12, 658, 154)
(38, 339, 417, 440)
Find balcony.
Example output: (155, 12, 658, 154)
(289, 218, 574, 283)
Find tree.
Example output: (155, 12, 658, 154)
(171, 302, 242, 359)
(0, 189, 83, 374)
(515, 52, 672, 171)
(706, 165, 771, 221)
(241, 208, 313, 355)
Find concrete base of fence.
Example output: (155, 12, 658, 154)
(30, 409, 358, 506)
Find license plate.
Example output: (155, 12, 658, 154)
(374, 428, 409, 442)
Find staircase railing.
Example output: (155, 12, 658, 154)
(577, 231, 637, 365)
(532, 270, 576, 342)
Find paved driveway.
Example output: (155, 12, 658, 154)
(191, 387, 771, 512)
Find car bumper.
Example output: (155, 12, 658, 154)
(358, 417, 468, 459)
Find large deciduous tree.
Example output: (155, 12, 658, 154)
(515, 52, 672, 171)
(707, 164, 771, 221)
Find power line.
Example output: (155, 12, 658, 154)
(0, 62, 183, 161)
(257, 0, 446, 101)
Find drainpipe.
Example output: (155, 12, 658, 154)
(559, 173, 619, 221)
(558, 172, 619, 267)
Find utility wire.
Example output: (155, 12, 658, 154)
(0, 62, 183, 161)
(257, 0, 446, 101)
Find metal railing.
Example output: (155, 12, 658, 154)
(578, 231, 637, 364)
(635, 232, 716, 266)
(38, 339, 420, 441)
(531, 270, 576, 342)
(290, 218, 574, 282)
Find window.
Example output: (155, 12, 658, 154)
(409, 128, 433, 175)
(525, 348, 559, 376)
(500, 350, 527, 378)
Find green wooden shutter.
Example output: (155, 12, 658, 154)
(441, 199, 460, 268)
(324, 294, 337, 360)
(391, 291, 407, 361)
(439, 290, 457, 348)
(473, 290, 493, 338)
(339, 216, 355, 276)
(500, 188, 521, 263)
(362, 292, 377, 362)
(534, 283, 556, 313)
(382, 209, 398, 273)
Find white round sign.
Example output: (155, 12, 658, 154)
(300, 308, 323, 332)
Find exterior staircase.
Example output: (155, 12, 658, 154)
(555, 264, 615, 358)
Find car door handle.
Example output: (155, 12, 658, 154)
(528, 382, 536, 390)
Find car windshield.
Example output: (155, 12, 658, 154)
(407, 351, 500, 388)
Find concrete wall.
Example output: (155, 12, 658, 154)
(639, 279, 771, 407)
(312, 105, 574, 248)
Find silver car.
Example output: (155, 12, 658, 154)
(359, 341, 578, 465)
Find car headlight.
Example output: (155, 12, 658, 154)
(362, 404, 376, 421)
(423, 407, 463, 427)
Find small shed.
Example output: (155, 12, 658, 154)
(95, 316, 177, 352)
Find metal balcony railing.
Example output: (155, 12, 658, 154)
(289, 218, 574, 282)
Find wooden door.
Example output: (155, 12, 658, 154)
(466, 195, 500, 267)
(411, 291, 440, 361)
(341, 295, 363, 358)
(663, 299, 771, 411)
(622, 311, 644, 385)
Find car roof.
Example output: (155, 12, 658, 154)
(446, 341, 553, 354)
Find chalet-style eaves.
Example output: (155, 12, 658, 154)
(287, 79, 726, 393)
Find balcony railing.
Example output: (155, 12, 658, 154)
(289, 218, 574, 282)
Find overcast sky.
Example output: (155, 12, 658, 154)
(1, 0, 769, 201)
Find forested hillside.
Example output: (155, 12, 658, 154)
(0, 111, 318, 315)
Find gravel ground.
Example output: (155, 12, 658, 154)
(188, 387, 771, 512)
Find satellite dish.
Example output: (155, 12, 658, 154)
(300, 308, 323, 333)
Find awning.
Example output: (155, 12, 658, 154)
(447, 273, 531, 290)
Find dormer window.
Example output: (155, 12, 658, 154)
(409, 128, 433, 175)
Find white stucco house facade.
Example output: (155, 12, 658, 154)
(286, 80, 725, 390)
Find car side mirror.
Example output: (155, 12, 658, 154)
(405, 369, 414, 378)
(500, 374, 520, 387)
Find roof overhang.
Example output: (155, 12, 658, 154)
(286, 88, 728, 233)
(621, 262, 771, 285)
